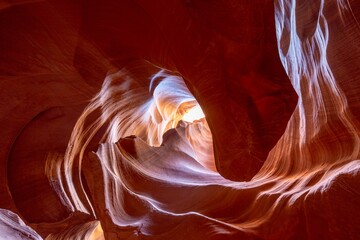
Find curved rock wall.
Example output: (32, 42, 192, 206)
(0, 0, 359, 239)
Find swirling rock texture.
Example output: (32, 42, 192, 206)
(1, 0, 359, 239)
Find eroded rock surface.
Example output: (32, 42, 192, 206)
(1, 0, 359, 239)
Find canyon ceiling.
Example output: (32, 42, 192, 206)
(0, 0, 360, 239)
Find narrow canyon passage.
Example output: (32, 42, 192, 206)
(0, 0, 359, 239)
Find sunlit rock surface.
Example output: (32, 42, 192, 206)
(1, 0, 359, 239)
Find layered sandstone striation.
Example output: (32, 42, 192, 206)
(0, 0, 359, 239)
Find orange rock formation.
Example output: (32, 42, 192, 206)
(1, 0, 359, 239)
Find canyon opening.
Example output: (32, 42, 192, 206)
(1, 0, 360, 239)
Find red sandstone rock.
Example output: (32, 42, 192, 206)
(0, 0, 359, 239)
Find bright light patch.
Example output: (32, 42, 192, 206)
(182, 105, 205, 122)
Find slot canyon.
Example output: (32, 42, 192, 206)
(1, 0, 360, 239)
